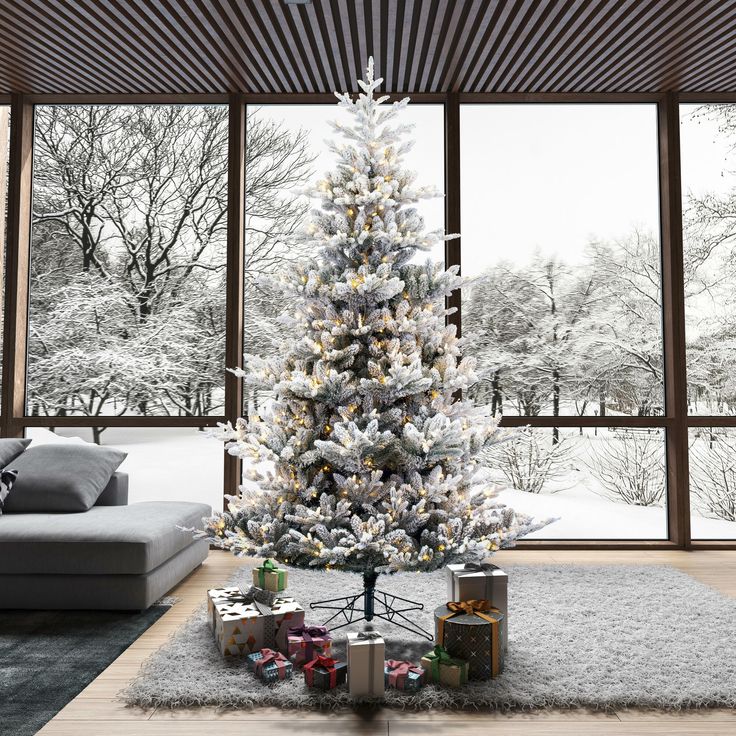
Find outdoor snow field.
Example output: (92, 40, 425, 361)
(25, 425, 735, 541)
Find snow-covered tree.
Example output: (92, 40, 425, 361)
(29, 105, 313, 428)
(198, 60, 548, 572)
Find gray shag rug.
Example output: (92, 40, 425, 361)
(123, 564, 736, 711)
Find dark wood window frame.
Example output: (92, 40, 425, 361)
(0, 90, 733, 550)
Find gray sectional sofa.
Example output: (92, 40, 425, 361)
(0, 450, 211, 610)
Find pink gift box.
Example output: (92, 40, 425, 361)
(286, 624, 333, 668)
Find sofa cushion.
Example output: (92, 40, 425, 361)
(2, 444, 127, 513)
(0, 501, 211, 575)
(0, 438, 31, 468)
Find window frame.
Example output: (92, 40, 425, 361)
(0, 90, 730, 549)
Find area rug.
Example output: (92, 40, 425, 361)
(0, 605, 170, 736)
(123, 564, 736, 711)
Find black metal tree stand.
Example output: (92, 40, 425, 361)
(310, 568, 434, 640)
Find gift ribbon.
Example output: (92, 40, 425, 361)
(304, 654, 338, 688)
(235, 584, 278, 649)
(288, 625, 330, 662)
(256, 558, 286, 589)
(462, 562, 500, 572)
(254, 649, 289, 679)
(357, 631, 382, 695)
(437, 600, 501, 677)
(385, 659, 424, 690)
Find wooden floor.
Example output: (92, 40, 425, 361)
(37, 549, 736, 736)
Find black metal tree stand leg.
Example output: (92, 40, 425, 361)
(310, 569, 434, 640)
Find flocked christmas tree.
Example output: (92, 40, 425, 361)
(198, 60, 547, 575)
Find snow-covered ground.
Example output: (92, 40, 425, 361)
(26, 426, 224, 513)
(24, 426, 736, 540)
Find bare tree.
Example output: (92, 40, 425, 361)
(689, 430, 736, 521)
(587, 429, 665, 506)
(482, 427, 578, 494)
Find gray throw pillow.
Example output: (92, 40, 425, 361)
(2, 444, 127, 513)
(0, 438, 31, 468)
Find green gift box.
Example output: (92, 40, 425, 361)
(252, 559, 288, 593)
(420, 644, 468, 688)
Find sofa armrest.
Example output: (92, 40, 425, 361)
(94, 472, 129, 506)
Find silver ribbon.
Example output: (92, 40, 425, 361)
(238, 584, 277, 648)
(462, 562, 500, 572)
(357, 630, 381, 694)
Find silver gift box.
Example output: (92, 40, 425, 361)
(446, 563, 508, 653)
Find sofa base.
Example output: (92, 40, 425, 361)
(0, 540, 208, 610)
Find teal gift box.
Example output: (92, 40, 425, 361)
(246, 648, 293, 683)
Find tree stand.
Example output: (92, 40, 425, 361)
(310, 568, 434, 640)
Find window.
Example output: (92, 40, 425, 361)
(25, 426, 224, 510)
(680, 104, 736, 416)
(460, 104, 665, 539)
(486, 426, 667, 540)
(689, 428, 736, 539)
(243, 103, 445, 415)
(28, 105, 229, 418)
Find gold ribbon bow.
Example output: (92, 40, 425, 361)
(438, 599, 501, 676)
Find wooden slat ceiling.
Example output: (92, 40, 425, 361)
(0, 0, 735, 95)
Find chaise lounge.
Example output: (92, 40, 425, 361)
(0, 440, 210, 611)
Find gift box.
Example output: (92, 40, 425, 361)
(246, 648, 293, 683)
(207, 584, 305, 657)
(346, 630, 385, 697)
(420, 645, 468, 688)
(252, 558, 288, 593)
(434, 600, 504, 680)
(446, 562, 508, 652)
(384, 659, 426, 691)
(287, 624, 332, 668)
(304, 654, 347, 690)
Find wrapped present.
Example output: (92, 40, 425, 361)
(446, 562, 508, 653)
(346, 630, 385, 697)
(287, 624, 332, 668)
(420, 645, 468, 688)
(304, 654, 347, 690)
(246, 648, 293, 683)
(384, 659, 426, 692)
(207, 584, 304, 657)
(434, 600, 504, 680)
(252, 558, 288, 593)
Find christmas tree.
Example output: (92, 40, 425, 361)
(198, 60, 548, 573)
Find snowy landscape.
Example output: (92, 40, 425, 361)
(22, 101, 736, 541)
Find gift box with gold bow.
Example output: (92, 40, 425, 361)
(246, 648, 294, 683)
(346, 630, 385, 697)
(384, 659, 426, 691)
(434, 599, 505, 680)
(287, 624, 332, 668)
(206, 585, 304, 657)
(419, 644, 468, 688)
(445, 562, 508, 653)
(252, 558, 288, 593)
(303, 654, 347, 690)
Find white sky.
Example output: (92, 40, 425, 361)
(461, 104, 661, 275)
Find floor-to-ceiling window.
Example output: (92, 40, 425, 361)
(25, 104, 227, 508)
(241, 103, 445, 421)
(460, 103, 668, 539)
(681, 102, 736, 540)
(0, 93, 728, 545)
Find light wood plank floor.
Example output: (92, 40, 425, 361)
(37, 549, 736, 736)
